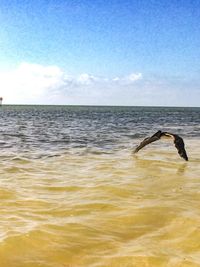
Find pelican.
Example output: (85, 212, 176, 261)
(134, 130, 188, 161)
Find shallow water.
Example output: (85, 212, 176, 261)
(0, 105, 199, 267)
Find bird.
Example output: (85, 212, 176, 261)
(133, 130, 188, 161)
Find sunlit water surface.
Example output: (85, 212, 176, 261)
(0, 105, 199, 267)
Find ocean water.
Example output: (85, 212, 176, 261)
(0, 105, 199, 267)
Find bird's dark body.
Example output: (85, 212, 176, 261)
(134, 130, 188, 161)
(173, 134, 188, 161)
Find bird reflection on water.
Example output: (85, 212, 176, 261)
(134, 155, 188, 176)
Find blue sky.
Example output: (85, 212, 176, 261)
(0, 0, 199, 106)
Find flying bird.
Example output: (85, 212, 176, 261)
(134, 130, 188, 161)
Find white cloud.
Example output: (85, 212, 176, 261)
(0, 62, 198, 106)
(112, 77, 120, 82)
(0, 63, 144, 104)
(77, 73, 98, 85)
(0, 62, 65, 103)
(113, 72, 142, 84)
(126, 72, 142, 82)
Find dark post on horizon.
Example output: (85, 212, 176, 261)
(0, 97, 3, 106)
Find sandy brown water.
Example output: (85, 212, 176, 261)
(0, 140, 199, 267)
(0, 106, 199, 266)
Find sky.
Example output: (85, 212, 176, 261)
(0, 0, 199, 106)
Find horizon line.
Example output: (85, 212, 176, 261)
(1, 104, 200, 108)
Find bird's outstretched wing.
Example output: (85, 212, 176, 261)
(162, 132, 188, 161)
(134, 130, 188, 161)
(133, 130, 162, 153)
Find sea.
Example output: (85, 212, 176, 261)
(0, 105, 199, 267)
